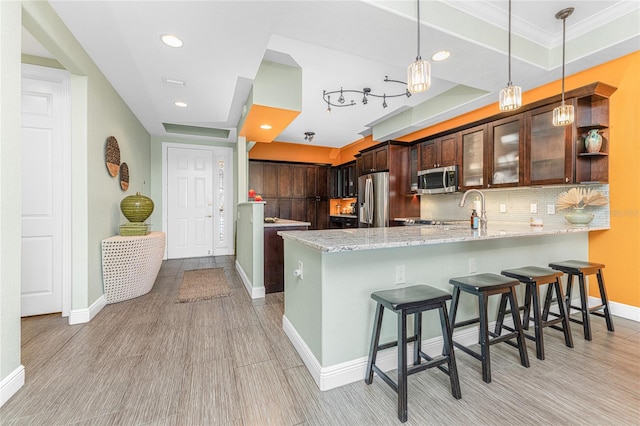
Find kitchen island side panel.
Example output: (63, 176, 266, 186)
(285, 232, 588, 369)
(283, 240, 324, 364)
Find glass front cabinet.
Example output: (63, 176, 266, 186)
(524, 103, 574, 185)
(488, 115, 524, 188)
(460, 125, 487, 189)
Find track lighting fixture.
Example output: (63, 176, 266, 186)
(323, 76, 411, 112)
(304, 131, 315, 142)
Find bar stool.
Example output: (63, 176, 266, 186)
(499, 266, 573, 360)
(448, 273, 529, 383)
(365, 285, 462, 423)
(548, 260, 614, 340)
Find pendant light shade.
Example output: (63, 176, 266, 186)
(552, 7, 574, 126)
(408, 58, 431, 93)
(499, 0, 522, 111)
(407, 0, 431, 93)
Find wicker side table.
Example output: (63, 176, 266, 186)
(101, 231, 166, 303)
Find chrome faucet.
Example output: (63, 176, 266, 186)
(459, 189, 487, 228)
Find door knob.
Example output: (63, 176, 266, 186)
(205, 215, 212, 218)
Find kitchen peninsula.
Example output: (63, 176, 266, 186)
(277, 222, 606, 391)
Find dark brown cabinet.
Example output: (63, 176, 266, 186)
(264, 223, 308, 293)
(524, 104, 574, 185)
(419, 134, 457, 170)
(488, 115, 524, 188)
(249, 160, 330, 229)
(360, 145, 389, 174)
(331, 161, 357, 199)
(459, 125, 487, 189)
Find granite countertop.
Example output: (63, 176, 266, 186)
(278, 222, 608, 252)
(263, 218, 311, 228)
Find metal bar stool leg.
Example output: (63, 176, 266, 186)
(596, 270, 615, 332)
(365, 303, 384, 385)
(553, 277, 574, 348)
(413, 312, 422, 365)
(577, 273, 592, 340)
(479, 293, 491, 383)
(439, 303, 462, 399)
(507, 289, 529, 367)
(531, 283, 545, 360)
(397, 310, 408, 423)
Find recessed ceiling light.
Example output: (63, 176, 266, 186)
(260, 124, 272, 130)
(431, 50, 451, 61)
(174, 101, 187, 108)
(161, 34, 183, 48)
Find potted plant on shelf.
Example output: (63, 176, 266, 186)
(556, 187, 607, 225)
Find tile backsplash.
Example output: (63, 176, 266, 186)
(420, 184, 610, 228)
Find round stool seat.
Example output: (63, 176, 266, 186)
(372, 285, 452, 311)
(449, 273, 519, 292)
(549, 260, 604, 275)
(502, 266, 563, 285)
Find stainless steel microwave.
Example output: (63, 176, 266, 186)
(417, 165, 459, 194)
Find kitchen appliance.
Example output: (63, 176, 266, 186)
(417, 165, 459, 194)
(358, 172, 390, 227)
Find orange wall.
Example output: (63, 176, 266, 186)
(250, 52, 640, 307)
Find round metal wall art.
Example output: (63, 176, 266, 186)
(120, 162, 129, 191)
(105, 136, 121, 177)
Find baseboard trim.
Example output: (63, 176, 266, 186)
(235, 260, 265, 299)
(589, 296, 639, 322)
(282, 314, 487, 391)
(68, 295, 106, 325)
(0, 365, 25, 408)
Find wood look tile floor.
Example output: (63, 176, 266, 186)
(2, 256, 639, 425)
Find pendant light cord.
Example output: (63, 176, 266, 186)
(507, 0, 512, 85)
(561, 15, 566, 103)
(416, 0, 421, 60)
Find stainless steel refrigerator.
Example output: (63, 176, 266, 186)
(358, 172, 390, 227)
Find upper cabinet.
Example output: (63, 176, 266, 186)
(419, 134, 457, 170)
(488, 115, 524, 188)
(360, 144, 389, 174)
(524, 103, 574, 185)
(330, 161, 357, 199)
(423, 82, 615, 190)
(459, 125, 487, 189)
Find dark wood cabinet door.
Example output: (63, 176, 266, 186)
(248, 161, 264, 195)
(439, 134, 458, 167)
(305, 199, 317, 229)
(488, 115, 524, 188)
(361, 151, 374, 173)
(292, 165, 306, 198)
(263, 163, 278, 198)
(419, 141, 437, 169)
(317, 166, 328, 197)
(316, 199, 329, 229)
(374, 146, 388, 171)
(291, 199, 306, 222)
(278, 199, 292, 219)
(263, 198, 278, 218)
(277, 164, 292, 198)
(305, 166, 317, 195)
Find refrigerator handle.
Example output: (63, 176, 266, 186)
(366, 177, 374, 224)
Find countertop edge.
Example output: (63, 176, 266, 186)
(278, 224, 608, 252)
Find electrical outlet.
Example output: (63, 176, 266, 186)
(297, 260, 304, 280)
(499, 204, 507, 213)
(547, 204, 556, 215)
(396, 265, 405, 284)
(468, 258, 476, 274)
(530, 203, 538, 214)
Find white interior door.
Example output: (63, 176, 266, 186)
(167, 147, 214, 258)
(21, 67, 65, 316)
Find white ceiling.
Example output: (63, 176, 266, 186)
(24, 0, 640, 148)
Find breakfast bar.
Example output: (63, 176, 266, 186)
(278, 222, 606, 391)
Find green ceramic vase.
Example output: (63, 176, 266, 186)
(565, 207, 594, 226)
(120, 192, 154, 223)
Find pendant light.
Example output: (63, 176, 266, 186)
(407, 0, 431, 93)
(499, 0, 522, 111)
(552, 7, 575, 126)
